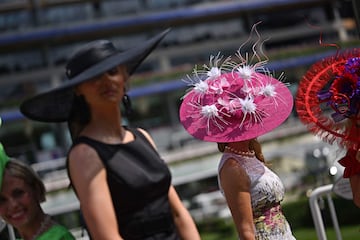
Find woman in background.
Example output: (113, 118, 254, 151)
(0, 141, 75, 240)
(295, 47, 360, 208)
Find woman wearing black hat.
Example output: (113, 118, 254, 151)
(20, 30, 200, 240)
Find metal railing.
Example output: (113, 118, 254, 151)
(308, 180, 353, 240)
(309, 184, 341, 240)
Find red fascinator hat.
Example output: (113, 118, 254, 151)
(179, 47, 294, 143)
(295, 48, 360, 150)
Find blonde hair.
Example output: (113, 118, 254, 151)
(5, 159, 46, 202)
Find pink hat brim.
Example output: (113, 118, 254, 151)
(179, 72, 293, 142)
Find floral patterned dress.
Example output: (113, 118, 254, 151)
(218, 153, 296, 240)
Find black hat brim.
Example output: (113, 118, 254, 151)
(20, 29, 170, 122)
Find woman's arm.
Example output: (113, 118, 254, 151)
(352, 150, 360, 207)
(350, 173, 360, 208)
(168, 185, 201, 240)
(68, 144, 123, 240)
(220, 158, 255, 240)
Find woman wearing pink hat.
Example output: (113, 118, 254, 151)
(296, 48, 360, 207)
(179, 26, 296, 239)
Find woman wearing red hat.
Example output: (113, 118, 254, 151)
(296, 48, 360, 207)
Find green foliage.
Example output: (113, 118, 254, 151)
(293, 225, 360, 240)
(282, 196, 360, 230)
(282, 197, 314, 229)
(198, 217, 237, 239)
(322, 197, 360, 226)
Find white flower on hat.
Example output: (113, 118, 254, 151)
(188, 101, 230, 132)
(182, 71, 209, 103)
(237, 65, 254, 80)
(201, 104, 230, 132)
(259, 83, 276, 97)
(193, 79, 209, 94)
(201, 104, 219, 118)
(183, 53, 231, 102)
(203, 53, 231, 76)
(258, 77, 289, 109)
(207, 66, 221, 80)
(240, 96, 257, 114)
(238, 96, 267, 129)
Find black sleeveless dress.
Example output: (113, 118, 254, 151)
(68, 127, 180, 240)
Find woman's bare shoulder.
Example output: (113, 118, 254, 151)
(136, 128, 157, 148)
(68, 143, 103, 174)
(220, 157, 250, 188)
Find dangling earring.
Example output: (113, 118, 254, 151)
(122, 94, 133, 116)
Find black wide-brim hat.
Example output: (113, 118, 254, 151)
(20, 28, 170, 122)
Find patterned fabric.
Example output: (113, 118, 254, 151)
(218, 153, 295, 239)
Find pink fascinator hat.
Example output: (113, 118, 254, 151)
(179, 26, 293, 142)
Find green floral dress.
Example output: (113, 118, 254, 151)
(218, 153, 296, 239)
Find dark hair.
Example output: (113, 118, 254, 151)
(217, 142, 226, 152)
(68, 90, 133, 140)
(68, 94, 91, 140)
(5, 159, 46, 202)
(249, 138, 265, 163)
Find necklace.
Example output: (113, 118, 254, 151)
(29, 214, 53, 240)
(225, 146, 255, 157)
